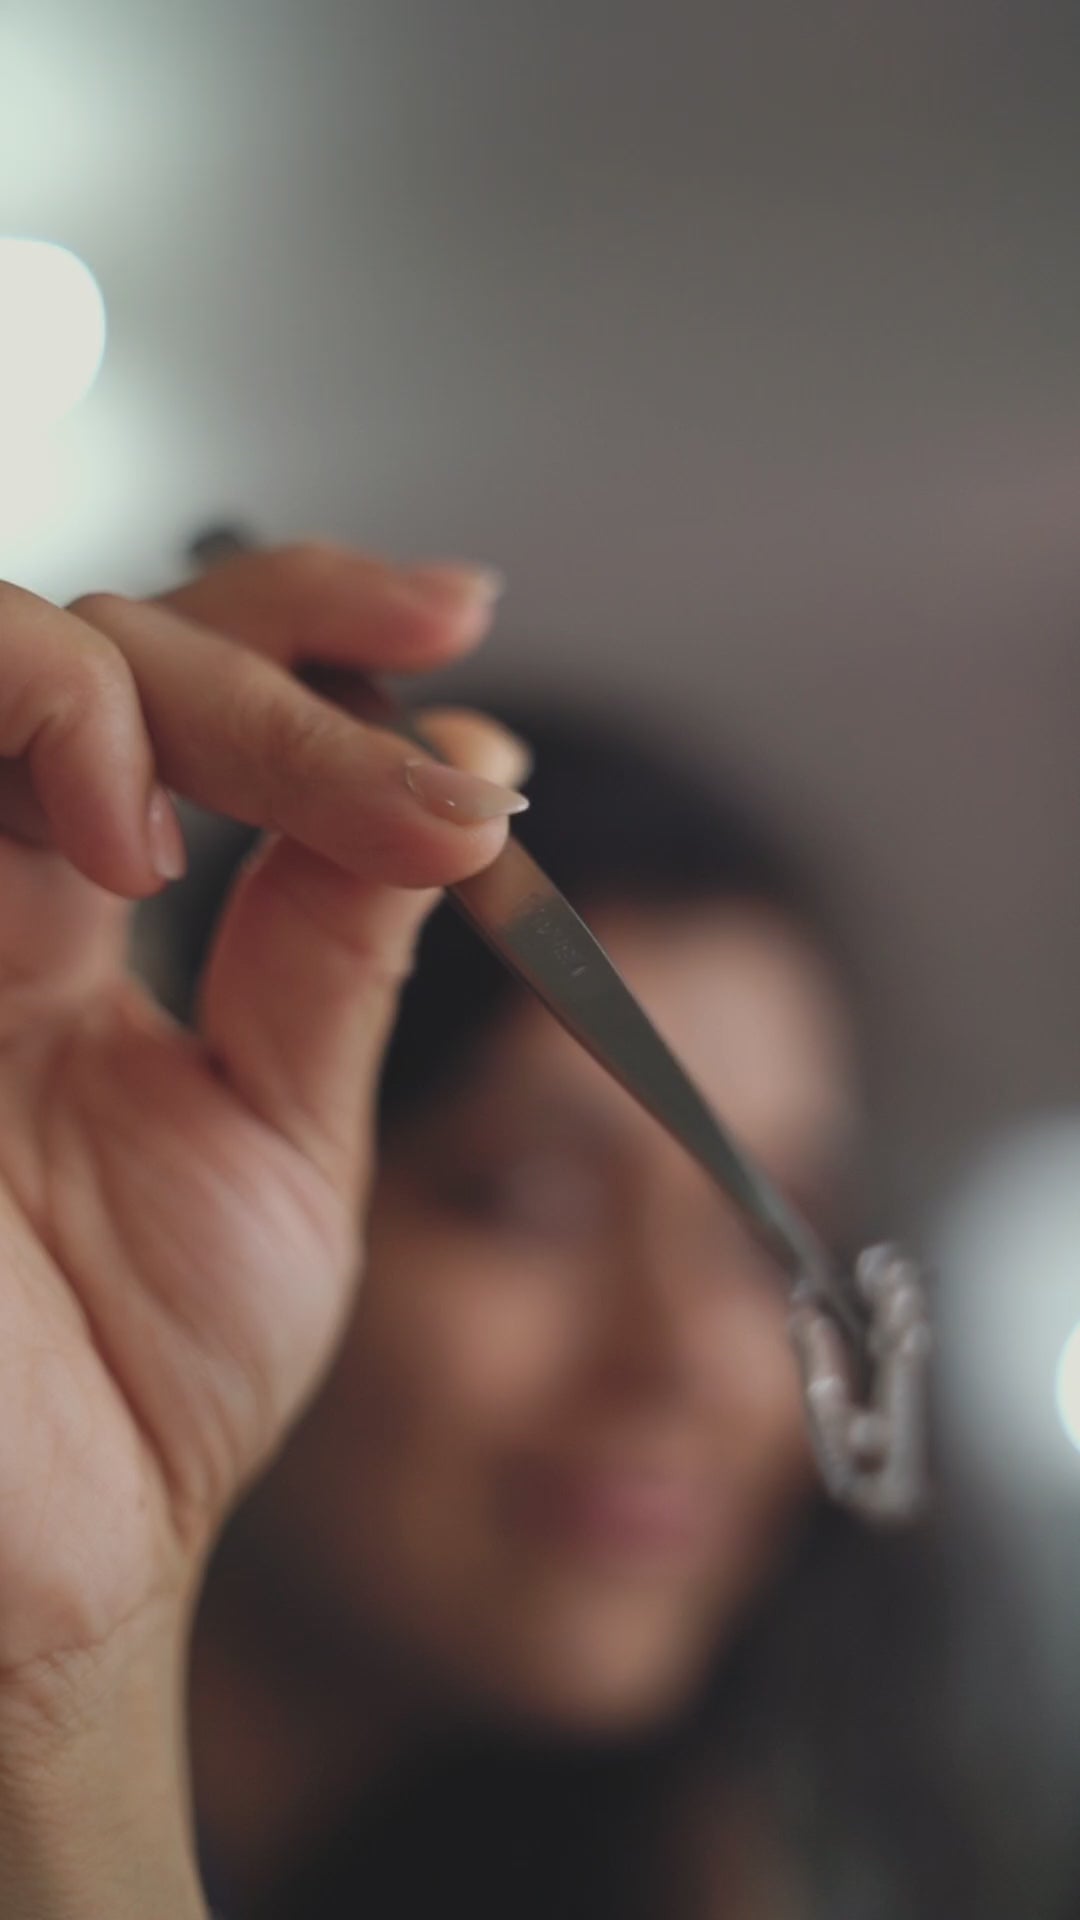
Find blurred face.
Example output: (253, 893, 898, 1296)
(256, 906, 857, 1734)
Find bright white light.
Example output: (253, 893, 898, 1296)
(935, 1116, 1080, 1495)
(0, 238, 106, 432)
(1056, 1322, 1080, 1455)
(0, 430, 67, 546)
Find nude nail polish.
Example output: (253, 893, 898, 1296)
(405, 564, 506, 609)
(147, 787, 188, 881)
(403, 759, 529, 825)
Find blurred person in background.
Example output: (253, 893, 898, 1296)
(0, 542, 994, 1920)
(149, 634, 981, 1914)
(169, 697, 849, 1919)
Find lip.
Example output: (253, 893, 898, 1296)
(508, 1460, 718, 1570)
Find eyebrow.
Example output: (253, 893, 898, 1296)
(443, 1079, 849, 1219)
(440, 1086, 621, 1159)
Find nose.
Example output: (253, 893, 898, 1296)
(585, 1198, 717, 1412)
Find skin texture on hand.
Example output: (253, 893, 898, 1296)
(0, 1598, 210, 1920)
(0, 543, 520, 1754)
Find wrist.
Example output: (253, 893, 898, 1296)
(0, 1599, 207, 1920)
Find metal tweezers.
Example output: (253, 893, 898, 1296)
(193, 529, 932, 1525)
(456, 817, 931, 1524)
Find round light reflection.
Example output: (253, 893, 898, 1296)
(1056, 1321, 1080, 1456)
(0, 238, 106, 432)
(934, 1115, 1080, 1492)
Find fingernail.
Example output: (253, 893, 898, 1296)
(403, 758, 529, 825)
(146, 786, 188, 881)
(403, 564, 506, 612)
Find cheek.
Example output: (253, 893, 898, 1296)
(314, 1225, 602, 1656)
(704, 1288, 813, 1505)
(341, 1225, 584, 1504)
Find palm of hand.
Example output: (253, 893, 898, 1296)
(0, 909, 355, 1680)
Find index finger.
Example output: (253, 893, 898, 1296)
(71, 591, 528, 892)
(159, 541, 504, 675)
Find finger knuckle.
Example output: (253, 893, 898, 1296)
(0, 588, 141, 757)
(256, 686, 339, 782)
(51, 632, 138, 734)
(0, 579, 38, 626)
(75, 637, 134, 706)
(67, 589, 130, 629)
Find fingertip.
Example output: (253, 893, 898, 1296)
(428, 812, 515, 888)
(387, 564, 506, 660)
(413, 708, 533, 789)
(55, 837, 169, 904)
(369, 808, 514, 892)
(146, 786, 189, 883)
(33, 783, 181, 903)
(404, 563, 505, 614)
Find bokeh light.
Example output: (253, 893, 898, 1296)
(936, 1117, 1080, 1495)
(1055, 1321, 1080, 1455)
(0, 237, 106, 432)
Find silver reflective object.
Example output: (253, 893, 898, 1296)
(452, 835, 932, 1526)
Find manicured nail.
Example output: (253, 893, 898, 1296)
(403, 564, 506, 611)
(404, 758, 529, 825)
(146, 786, 188, 881)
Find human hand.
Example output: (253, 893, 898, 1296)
(0, 543, 525, 1736)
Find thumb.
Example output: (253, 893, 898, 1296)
(195, 710, 530, 1196)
